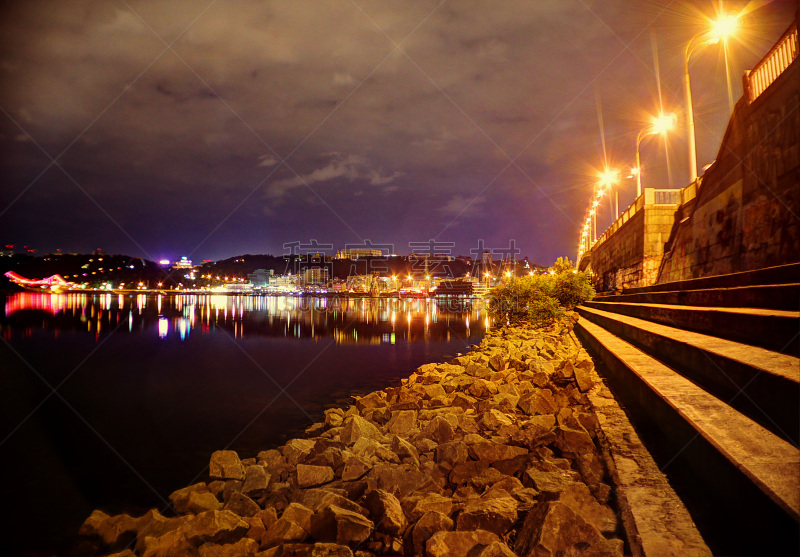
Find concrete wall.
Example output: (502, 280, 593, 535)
(658, 58, 800, 283)
(582, 194, 679, 292)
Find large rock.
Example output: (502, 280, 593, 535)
(480, 409, 513, 430)
(426, 530, 501, 557)
(468, 442, 527, 463)
(261, 517, 309, 549)
(242, 465, 271, 496)
(141, 529, 195, 557)
(514, 501, 622, 557)
(281, 503, 314, 534)
(368, 463, 432, 498)
(408, 493, 454, 522)
(198, 537, 259, 557)
(181, 510, 249, 545)
(169, 483, 221, 515)
(79, 510, 140, 550)
(364, 489, 407, 535)
(283, 439, 316, 466)
(523, 467, 580, 494)
(300, 489, 368, 516)
(209, 450, 245, 481)
(223, 491, 261, 517)
(518, 390, 558, 416)
(557, 483, 618, 535)
(421, 415, 456, 444)
(456, 496, 518, 535)
(259, 543, 354, 556)
(341, 455, 372, 481)
(409, 511, 454, 556)
(435, 441, 470, 467)
(310, 505, 374, 546)
(134, 510, 187, 553)
(555, 426, 595, 455)
(477, 541, 518, 557)
(296, 464, 335, 488)
(386, 409, 417, 433)
(389, 434, 420, 464)
(340, 416, 384, 446)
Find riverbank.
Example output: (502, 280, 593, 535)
(76, 316, 628, 556)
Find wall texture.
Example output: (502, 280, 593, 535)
(658, 58, 799, 282)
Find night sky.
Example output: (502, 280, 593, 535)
(1, 1, 795, 264)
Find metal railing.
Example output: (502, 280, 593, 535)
(745, 16, 798, 103)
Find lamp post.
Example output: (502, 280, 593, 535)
(684, 14, 738, 182)
(635, 113, 676, 196)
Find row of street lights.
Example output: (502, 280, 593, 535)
(577, 11, 740, 262)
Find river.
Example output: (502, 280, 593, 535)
(0, 292, 489, 555)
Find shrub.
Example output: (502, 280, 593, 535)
(487, 258, 594, 328)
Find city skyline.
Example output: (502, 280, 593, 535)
(1, 1, 795, 263)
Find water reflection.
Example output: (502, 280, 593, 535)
(2, 292, 492, 344)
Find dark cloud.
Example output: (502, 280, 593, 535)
(1, 0, 795, 262)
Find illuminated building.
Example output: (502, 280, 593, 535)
(303, 268, 329, 285)
(174, 256, 193, 269)
(247, 269, 273, 287)
(335, 248, 384, 259)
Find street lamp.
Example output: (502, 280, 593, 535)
(635, 112, 676, 196)
(684, 13, 739, 182)
(598, 168, 621, 218)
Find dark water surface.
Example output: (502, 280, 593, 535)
(1, 292, 489, 555)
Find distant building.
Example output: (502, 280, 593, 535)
(174, 256, 193, 269)
(335, 248, 384, 259)
(303, 267, 329, 285)
(248, 269, 273, 287)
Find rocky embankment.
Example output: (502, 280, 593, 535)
(78, 316, 627, 557)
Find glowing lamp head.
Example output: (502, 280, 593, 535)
(598, 168, 620, 187)
(651, 112, 677, 135)
(712, 14, 737, 40)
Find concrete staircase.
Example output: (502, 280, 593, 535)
(575, 264, 800, 555)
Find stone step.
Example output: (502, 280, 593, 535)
(616, 263, 800, 294)
(593, 283, 799, 311)
(577, 305, 800, 446)
(583, 300, 799, 355)
(575, 318, 800, 554)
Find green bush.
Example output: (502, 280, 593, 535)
(488, 258, 594, 328)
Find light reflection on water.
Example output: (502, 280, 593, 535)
(2, 292, 492, 343)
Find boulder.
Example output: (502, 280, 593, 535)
(340, 455, 371, 481)
(224, 491, 261, 517)
(456, 496, 518, 535)
(369, 463, 432, 498)
(364, 489, 407, 535)
(296, 464, 335, 488)
(517, 390, 558, 416)
(435, 441, 469, 468)
(557, 483, 618, 534)
(389, 435, 420, 464)
(421, 415, 456, 444)
(409, 511, 454, 556)
(450, 392, 478, 410)
(169, 483, 221, 515)
(523, 467, 580, 494)
(468, 442, 527, 463)
(258, 543, 354, 556)
(480, 409, 513, 430)
(198, 537, 259, 557)
(283, 439, 316, 466)
(426, 530, 501, 557)
(477, 541, 518, 557)
(555, 426, 595, 455)
(134, 510, 187, 553)
(310, 505, 374, 546)
(209, 450, 245, 481)
(78, 510, 139, 550)
(281, 502, 314, 534)
(514, 501, 622, 557)
(300, 489, 368, 517)
(181, 510, 249, 545)
(340, 416, 384, 446)
(242, 465, 271, 496)
(141, 529, 195, 557)
(386, 409, 418, 434)
(408, 493, 454, 522)
(261, 517, 309, 549)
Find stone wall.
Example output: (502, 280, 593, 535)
(658, 58, 800, 282)
(581, 197, 678, 292)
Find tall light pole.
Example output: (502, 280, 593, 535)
(684, 14, 738, 182)
(635, 113, 676, 196)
